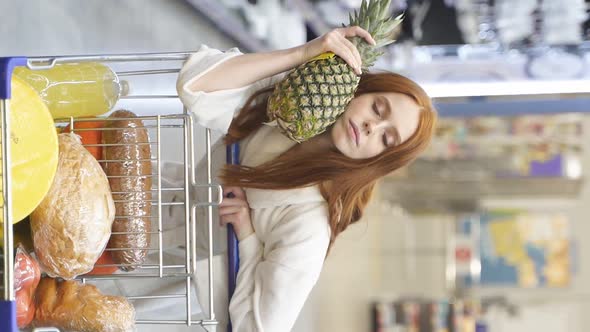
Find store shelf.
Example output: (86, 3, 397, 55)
(381, 177, 584, 212)
(435, 96, 590, 117)
(184, 0, 269, 52)
(475, 288, 590, 304)
(290, 0, 332, 37)
(432, 135, 583, 146)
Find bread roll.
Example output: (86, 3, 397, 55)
(34, 277, 135, 332)
(103, 110, 152, 271)
(31, 133, 115, 279)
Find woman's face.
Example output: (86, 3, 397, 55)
(331, 92, 421, 159)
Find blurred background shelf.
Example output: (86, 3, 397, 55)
(185, 0, 269, 52)
(384, 177, 584, 199)
(382, 177, 584, 213)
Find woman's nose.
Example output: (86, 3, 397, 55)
(363, 121, 375, 135)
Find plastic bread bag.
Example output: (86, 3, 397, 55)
(34, 277, 136, 332)
(30, 133, 115, 279)
(14, 245, 41, 328)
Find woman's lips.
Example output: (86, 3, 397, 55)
(348, 120, 359, 147)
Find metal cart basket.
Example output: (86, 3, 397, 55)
(0, 52, 239, 332)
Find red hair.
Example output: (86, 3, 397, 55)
(222, 72, 437, 251)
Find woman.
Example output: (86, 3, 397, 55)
(177, 26, 436, 331)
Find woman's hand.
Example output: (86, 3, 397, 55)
(220, 187, 254, 241)
(299, 26, 376, 75)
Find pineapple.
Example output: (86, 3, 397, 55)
(266, 0, 404, 143)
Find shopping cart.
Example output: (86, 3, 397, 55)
(0, 53, 240, 332)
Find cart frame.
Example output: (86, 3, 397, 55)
(0, 52, 240, 332)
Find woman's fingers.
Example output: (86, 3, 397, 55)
(223, 186, 246, 200)
(342, 26, 376, 45)
(220, 212, 254, 240)
(220, 213, 239, 226)
(219, 205, 245, 216)
(338, 34, 363, 72)
(220, 197, 248, 209)
(324, 27, 377, 74)
(302, 27, 375, 71)
(219, 206, 249, 227)
(329, 39, 361, 74)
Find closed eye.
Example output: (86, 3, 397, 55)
(372, 103, 380, 117)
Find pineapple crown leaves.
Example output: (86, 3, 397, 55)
(345, 0, 404, 69)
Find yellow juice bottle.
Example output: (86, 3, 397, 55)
(13, 62, 121, 119)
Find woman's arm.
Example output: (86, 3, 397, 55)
(188, 26, 376, 93)
(228, 203, 331, 332)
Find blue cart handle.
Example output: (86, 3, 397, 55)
(0, 56, 27, 332)
(225, 143, 240, 332)
(0, 301, 17, 332)
(0, 57, 27, 99)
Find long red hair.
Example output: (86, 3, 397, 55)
(222, 72, 437, 251)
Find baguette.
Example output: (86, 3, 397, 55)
(34, 277, 135, 332)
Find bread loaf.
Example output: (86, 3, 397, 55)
(34, 277, 135, 332)
(103, 110, 152, 271)
(31, 133, 115, 279)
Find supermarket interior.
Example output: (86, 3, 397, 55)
(1, 1, 590, 331)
